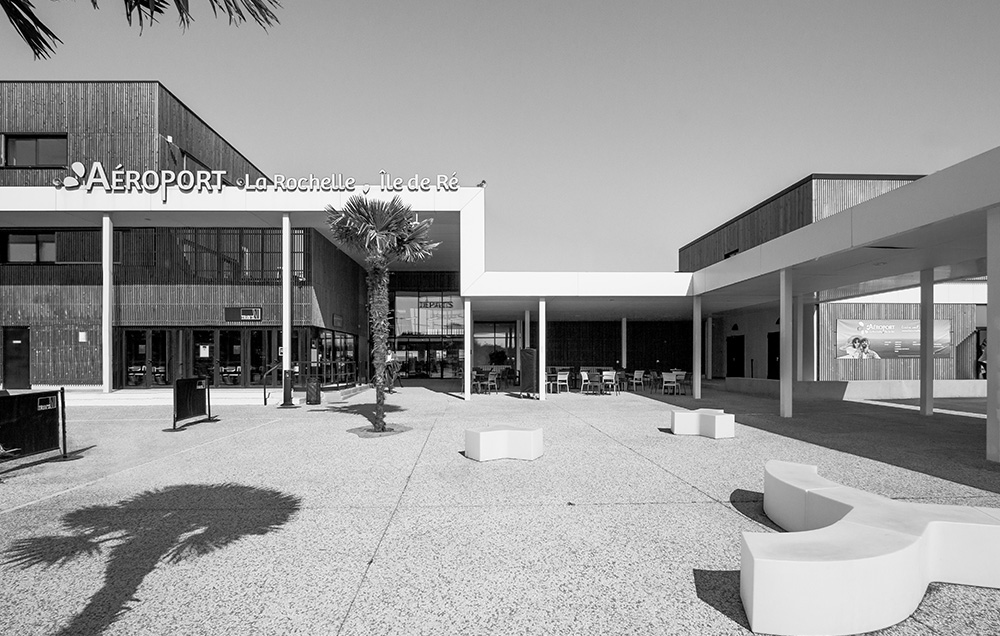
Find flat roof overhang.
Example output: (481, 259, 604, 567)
(693, 144, 1000, 314)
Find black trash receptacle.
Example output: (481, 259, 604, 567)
(306, 376, 322, 405)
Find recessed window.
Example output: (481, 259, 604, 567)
(6, 233, 57, 263)
(4, 135, 68, 167)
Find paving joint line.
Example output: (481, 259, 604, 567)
(334, 409, 440, 636)
(0, 417, 282, 516)
(551, 402, 777, 533)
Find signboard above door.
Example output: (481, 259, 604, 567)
(224, 307, 262, 322)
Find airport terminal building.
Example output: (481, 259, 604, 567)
(3, 80, 1000, 461)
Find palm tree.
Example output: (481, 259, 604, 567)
(327, 194, 438, 433)
(4, 0, 280, 59)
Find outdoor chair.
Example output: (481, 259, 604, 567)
(674, 371, 687, 394)
(601, 370, 619, 395)
(486, 371, 500, 393)
(661, 372, 679, 395)
(629, 370, 644, 391)
(579, 371, 595, 394)
(555, 371, 570, 393)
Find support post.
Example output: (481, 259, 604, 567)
(525, 309, 531, 350)
(990, 208, 1000, 461)
(539, 298, 547, 401)
(464, 299, 473, 400)
(693, 295, 702, 399)
(780, 269, 793, 417)
(920, 269, 935, 416)
(621, 317, 627, 369)
(281, 213, 293, 406)
(705, 316, 713, 380)
(102, 213, 113, 393)
(795, 295, 804, 381)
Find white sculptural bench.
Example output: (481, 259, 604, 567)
(669, 408, 735, 439)
(465, 426, 543, 462)
(740, 460, 1000, 636)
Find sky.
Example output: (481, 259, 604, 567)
(3, 1, 1000, 272)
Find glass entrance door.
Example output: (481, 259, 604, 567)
(123, 329, 172, 387)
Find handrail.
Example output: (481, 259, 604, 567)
(262, 362, 282, 406)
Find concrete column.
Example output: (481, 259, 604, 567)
(464, 299, 473, 400)
(780, 269, 793, 417)
(539, 297, 547, 401)
(795, 295, 804, 381)
(101, 213, 113, 393)
(281, 213, 293, 405)
(705, 316, 713, 380)
(525, 309, 531, 350)
(621, 317, 627, 369)
(989, 208, 1000, 462)
(693, 295, 702, 399)
(515, 319, 522, 376)
(920, 269, 935, 416)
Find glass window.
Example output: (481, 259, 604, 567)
(395, 293, 419, 336)
(8, 234, 37, 262)
(5, 135, 67, 167)
(37, 234, 56, 262)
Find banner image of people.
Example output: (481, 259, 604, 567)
(836, 320, 952, 359)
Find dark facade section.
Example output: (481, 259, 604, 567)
(678, 175, 920, 272)
(0, 81, 267, 186)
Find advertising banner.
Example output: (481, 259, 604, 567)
(836, 319, 951, 359)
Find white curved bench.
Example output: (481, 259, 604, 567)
(669, 408, 735, 439)
(741, 460, 1000, 636)
(465, 426, 543, 462)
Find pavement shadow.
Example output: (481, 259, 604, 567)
(692, 568, 750, 630)
(0, 445, 94, 476)
(3, 483, 301, 636)
(729, 488, 782, 531)
(327, 403, 405, 428)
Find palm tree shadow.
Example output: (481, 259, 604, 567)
(3, 483, 301, 636)
(327, 403, 405, 428)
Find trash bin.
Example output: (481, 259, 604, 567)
(306, 376, 322, 405)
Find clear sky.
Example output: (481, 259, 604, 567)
(3, 1, 1000, 272)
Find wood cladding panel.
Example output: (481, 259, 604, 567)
(679, 181, 812, 271)
(813, 179, 916, 221)
(157, 85, 267, 181)
(0, 81, 159, 186)
(817, 303, 977, 380)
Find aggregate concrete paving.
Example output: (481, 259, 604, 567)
(2, 383, 999, 635)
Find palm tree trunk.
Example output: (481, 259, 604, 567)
(368, 261, 390, 432)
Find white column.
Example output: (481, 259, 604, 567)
(281, 213, 292, 403)
(795, 295, 804, 381)
(621, 317, 627, 369)
(515, 319, 522, 377)
(780, 269, 793, 417)
(101, 213, 113, 393)
(693, 295, 702, 399)
(705, 316, 713, 380)
(920, 269, 935, 416)
(538, 298, 547, 400)
(464, 299, 473, 400)
(524, 309, 531, 350)
(989, 208, 1000, 462)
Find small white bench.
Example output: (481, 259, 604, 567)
(741, 460, 1000, 636)
(669, 408, 735, 438)
(465, 426, 543, 462)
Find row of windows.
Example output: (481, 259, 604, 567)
(2, 134, 68, 167)
(7, 233, 56, 262)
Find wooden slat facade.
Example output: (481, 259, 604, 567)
(0, 81, 267, 185)
(818, 303, 978, 380)
(678, 175, 922, 272)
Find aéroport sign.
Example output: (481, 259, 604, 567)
(55, 161, 461, 203)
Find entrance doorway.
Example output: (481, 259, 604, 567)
(726, 335, 745, 378)
(123, 329, 174, 387)
(767, 331, 780, 380)
(2, 327, 30, 389)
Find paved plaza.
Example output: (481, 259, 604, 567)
(2, 384, 1000, 635)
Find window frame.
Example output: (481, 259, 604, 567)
(2, 133, 69, 168)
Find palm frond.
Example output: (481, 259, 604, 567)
(2, 0, 61, 58)
(326, 195, 439, 265)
